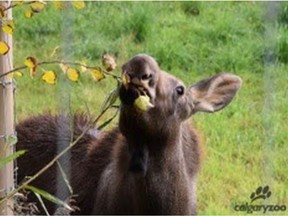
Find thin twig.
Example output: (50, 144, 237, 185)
(3, 1, 37, 12)
(0, 60, 121, 81)
(0, 101, 117, 204)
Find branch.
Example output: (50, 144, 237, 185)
(0, 100, 117, 205)
(0, 60, 121, 81)
(3, 1, 38, 12)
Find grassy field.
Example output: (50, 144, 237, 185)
(12, 1, 288, 215)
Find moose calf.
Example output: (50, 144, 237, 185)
(16, 54, 242, 215)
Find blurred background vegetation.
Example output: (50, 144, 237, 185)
(13, 1, 288, 215)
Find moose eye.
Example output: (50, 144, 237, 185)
(176, 86, 185, 96)
(142, 74, 152, 80)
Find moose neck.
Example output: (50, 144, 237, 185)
(118, 120, 191, 214)
(119, 107, 184, 175)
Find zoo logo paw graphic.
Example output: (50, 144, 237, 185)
(250, 185, 272, 203)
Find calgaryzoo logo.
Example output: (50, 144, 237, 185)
(234, 185, 287, 214)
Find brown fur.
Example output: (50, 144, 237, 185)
(16, 54, 241, 215)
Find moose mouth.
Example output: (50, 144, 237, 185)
(130, 84, 155, 112)
(135, 85, 153, 100)
(122, 72, 155, 107)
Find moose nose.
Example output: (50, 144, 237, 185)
(131, 77, 142, 86)
(122, 72, 144, 87)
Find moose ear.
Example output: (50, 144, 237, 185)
(188, 73, 242, 113)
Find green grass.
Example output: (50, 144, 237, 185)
(11, 1, 288, 214)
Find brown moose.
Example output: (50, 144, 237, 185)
(16, 54, 242, 215)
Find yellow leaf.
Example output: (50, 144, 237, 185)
(79, 60, 87, 73)
(133, 95, 154, 112)
(24, 57, 37, 68)
(53, 1, 65, 10)
(42, 70, 57, 85)
(91, 69, 105, 81)
(7, 20, 15, 29)
(72, 1, 85, 10)
(67, 68, 80, 82)
(81, 65, 87, 73)
(12, 1, 23, 6)
(0, 41, 10, 55)
(24, 10, 33, 18)
(31, 1, 46, 13)
(2, 25, 13, 35)
(2, 20, 15, 35)
(24, 57, 37, 77)
(8, 71, 23, 79)
(16, 71, 24, 77)
(59, 63, 69, 73)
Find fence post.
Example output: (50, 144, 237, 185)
(0, 1, 14, 215)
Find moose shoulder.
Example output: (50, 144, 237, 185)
(16, 54, 242, 215)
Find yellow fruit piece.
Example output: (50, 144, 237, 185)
(67, 68, 80, 82)
(91, 69, 105, 81)
(42, 70, 57, 85)
(0, 41, 10, 55)
(133, 95, 154, 112)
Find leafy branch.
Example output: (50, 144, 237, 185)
(0, 87, 120, 205)
(3, 1, 40, 12)
(0, 0, 124, 213)
(1, 1, 85, 16)
(0, 1, 86, 55)
(0, 59, 121, 82)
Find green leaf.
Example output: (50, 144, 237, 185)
(0, 150, 26, 169)
(6, 134, 18, 146)
(34, 193, 50, 216)
(24, 185, 73, 211)
(100, 85, 120, 113)
(98, 108, 119, 130)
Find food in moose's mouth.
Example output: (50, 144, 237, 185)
(133, 94, 154, 112)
